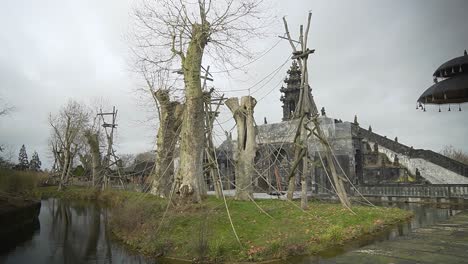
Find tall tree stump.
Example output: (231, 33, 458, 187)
(150, 90, 184, 198)
(225, 96, 257, 201)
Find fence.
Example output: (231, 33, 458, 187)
(356, 184, 468, 199)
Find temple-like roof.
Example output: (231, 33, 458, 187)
(418, 50, 468, 106)
(433, 50, 468, 78)
(418, 74, 468, 104)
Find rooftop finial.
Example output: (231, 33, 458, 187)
(353, 115, 359, 125)
(465, 49, 467, 56)
(321, 107, 326, 116)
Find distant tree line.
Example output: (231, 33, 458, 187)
(0, 144, 42, 171)
(441, 145, 468, 165)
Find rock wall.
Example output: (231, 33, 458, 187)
(256, 117, 357, 190)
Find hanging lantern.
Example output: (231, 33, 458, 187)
(459, 104, 462, 111)
(448, 104, 451, 111)
(438, 105, 441, 112)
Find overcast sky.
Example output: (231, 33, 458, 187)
(1, 0, 467, 168)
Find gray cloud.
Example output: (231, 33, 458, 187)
(1, 0, 467, 168)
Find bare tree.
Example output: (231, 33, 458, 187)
(441, 145, 468, 165)
(0, 98, 14, 117)
(132, 0, 268, 203)
(118, 153, 136, 168)
(135, 65, 182, 197)
(49, 100, 90, 190)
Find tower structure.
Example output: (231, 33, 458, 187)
(280, 61, 301, 121)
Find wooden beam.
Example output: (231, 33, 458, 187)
(292, 49, 315, 59)
(278, 35, 300, 44)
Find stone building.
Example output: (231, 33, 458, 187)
(217, 62, 468, 194)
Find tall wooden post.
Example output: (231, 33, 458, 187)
(282, 12, 351, 209)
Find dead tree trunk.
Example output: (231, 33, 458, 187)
(175, 24, 209, 203)
(58, 149, 70, 191)
(225, 96, 257, 201)
(84, 130, 102, 187)
(150, 90, 184, 198)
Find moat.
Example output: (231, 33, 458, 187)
(1, 199, 466, 264)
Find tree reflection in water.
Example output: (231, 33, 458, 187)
(1, 198, 149, 264)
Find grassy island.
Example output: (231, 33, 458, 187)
(37, 186, 412, 262)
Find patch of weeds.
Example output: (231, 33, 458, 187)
(321, 225, 345, 244)
(209, 240, 227, 262)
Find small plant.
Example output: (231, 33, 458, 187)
(192, 210, 210, 261)
(321, 225, 345, 244)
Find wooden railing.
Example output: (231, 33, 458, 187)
(355, 184, 468, 198)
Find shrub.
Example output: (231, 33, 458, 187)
(0, 168, 47, 195)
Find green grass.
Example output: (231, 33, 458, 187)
(37, 186, 413, 262)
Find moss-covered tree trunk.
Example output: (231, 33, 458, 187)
(150, 90, 184, 197)
(225, 96, 257, 201)
(175, 24, 209, 203)
(84, 131, 102, 187)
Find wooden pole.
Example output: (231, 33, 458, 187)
(282, 12, 351, 209)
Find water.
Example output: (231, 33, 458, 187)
(0, 199, 465, 264)
(0, 198, 150, 264)
(281, 202, 467, 263)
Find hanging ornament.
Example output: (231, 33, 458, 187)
(448, 104, 451, 111)
(459, 104, 462, 111)
(438, 105, 441, 112)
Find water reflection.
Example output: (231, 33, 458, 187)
(1, 199, 465, 264)
(1, 198, 150, 264)
(282, 202, 467, 264)
(379, 202, 464, 240)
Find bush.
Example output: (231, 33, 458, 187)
(0, 168, 47, 195)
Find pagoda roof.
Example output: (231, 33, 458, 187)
(418, 73, 468, 104)
(433, 50, 468, 78)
